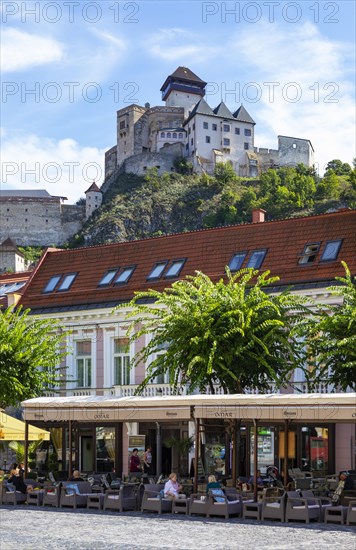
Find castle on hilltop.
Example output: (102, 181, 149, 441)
(104, 66, 314, 180)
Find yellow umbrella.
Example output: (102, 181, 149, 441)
(0, 410, 50, 441)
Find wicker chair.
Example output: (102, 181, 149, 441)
(141, 484, 172, 515)
(301, 489, 332, 521)
(346, 500, 356, 525)
(188, 493, 209, 517)
(43, 483, 62, 508)
(103, 484, 137, 512)
(285, 490, 320, 523)
(261, 491, 286, 522)
(206, 490, 243, 519)
(60, 481, 94, 509)
(1, 482, 27, 505)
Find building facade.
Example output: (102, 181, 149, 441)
(17, 208, 356, 477)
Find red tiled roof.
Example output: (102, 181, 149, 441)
(18, 210, 356, 311)
(0, 271, 32, 309)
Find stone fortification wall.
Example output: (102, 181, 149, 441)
(124, 145, 184, 176)
(105, 145, 117, 178)
(0, 198, 85, 246)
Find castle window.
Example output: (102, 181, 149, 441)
(120, 120, 126, 129)
(244, 142, 249, 150)
(203, 122, 208, 129)
(186, 144, 188, 150)
(188, 127, 191, 134)
(222, 148, 230, 154)
(178, 133, 183, 139)
(114, 266, 136, 285)
(223, 138, 230, 146)
(147, 261, 168, 280)
(235, 128, 240, 135)
(98, 269, 118, 286)
(244, 129, 252, 136)
(191, 138, 193, 145)
(7, 208, 9, 212)
(167, 132, 171, 138)
(25, 219, 28, 222)
(228, 252, 247, 272)
(58, 273, 77, 291)
(173, 133, 177, 138)
(46, 219, 48, 223)
(161, 132, 165, 138)
(193, 124, 195, 130)
(25, 208, 28, 212)
(320, 240, 342, 262)
(206, 136, 211, 143)
(43, 275, 62, 293)
(223, 124, 230, 132)
(293, 143, 297, 148)
(247, 249, 267, 269)
(164, 259, 186, 279)
(298, 243, 320, 265)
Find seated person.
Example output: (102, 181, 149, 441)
(332, 471, 355, 505)
(164, 472, 185, 500)
(69, 470, 84, 482)
(249, 469, 264, 489)
(206, 474, 222, 494)
(8, 470, 33, 494)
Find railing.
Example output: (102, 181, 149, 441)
(292, 381, 337, 394)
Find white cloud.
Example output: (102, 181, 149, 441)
(147, 28, 218, 63)
(228, 22, 355, 173)
(1, 131, 107, 202)
(1, 28, 64, 73)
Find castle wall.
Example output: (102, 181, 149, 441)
(124, 146, 184, 176)
(0, 198, 85, 246)
(105, 145, 117, 178)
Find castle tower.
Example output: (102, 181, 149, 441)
(160, 67, 207, 117)
(85, 182, 103, 220)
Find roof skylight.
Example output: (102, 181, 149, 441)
(247, 249, 267, 269)
(114, 266, 135, 284)
(320, 240, 342, 262)
(43, 275, 61, 293)
(98, 269, 118, 286)
(58, 273, 77, 291)
(164, 259, 186, 278)
(228, 252, 247, 272)
(147, 261, 168, 280)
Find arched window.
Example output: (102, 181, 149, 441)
(173, 133, 177, 138)
(161, 132, 165, 138)
(178, 133, 183, 139)
(167, 132, 171, 138)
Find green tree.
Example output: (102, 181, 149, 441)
(214, 162, 238, 186)
(305, 262, 356, 391)
(325, 159, 352, 176)
(0, 306, 67, 408)
(120, 269, 311, 394)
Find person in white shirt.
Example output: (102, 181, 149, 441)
(164, 472, 185, 500)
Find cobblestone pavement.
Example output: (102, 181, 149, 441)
(0, 507, 355, 549)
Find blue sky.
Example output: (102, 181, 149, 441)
(1, 0, 355, 203)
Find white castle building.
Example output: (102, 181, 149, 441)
(105, 67, 314, 180)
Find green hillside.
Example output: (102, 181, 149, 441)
(69, 161, 356, 248)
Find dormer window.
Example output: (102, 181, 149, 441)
(228, 252, 247, 272)
(320, 240, 342, 262)
(164, 259, 186, 278)
(147, 261, 168, 280)
(114, 266, 135, 284)
(58, 273, 77, 291)
(299, 243, 320, 265)
(247, 249, 267, 269)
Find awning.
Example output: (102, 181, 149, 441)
(0, 410, 50, 441)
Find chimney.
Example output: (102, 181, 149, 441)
(252, 208, 266, 223)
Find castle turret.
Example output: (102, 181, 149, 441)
(160, 66, 207, 117)
(85, 182, 103, 219)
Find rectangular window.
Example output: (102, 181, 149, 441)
(76, 340, 91, 387)
(320, 240, 342, 262)
(147, 261, 167, 280)
(191, 138, 193, 145)
(228, 252, 247, 272)
(114, 266, 135, 284)
(212, 123, 217, 131)
(223, 124, 230, 132)
(58, 273, 77, 291)
(206, 136, 211, 143)
(113, 337, 130, 386)
(193, 123, 195, 130)
(223, 138, 230, 146)
(299, 243, 320, 265)
(235, 128, 240, 135)
(99, 269, 118, 286)
(247, 249, 267, 269)
(244, 142, 249, 150)
(154, 342, 169, 384)
(165, 259, 186, 278)
(203, 122, 208, 129)
(119, 120, 126, 130)
(244, 129, 252, 136)
(43, 275, 61, 293)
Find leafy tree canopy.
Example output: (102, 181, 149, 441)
(0, 306, 67, 408)
(120, 269, 312, 395)
(325, 159, 352, 176)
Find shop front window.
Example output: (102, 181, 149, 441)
(96, 427, 115, 473)
(250, 426, 275, 474)
(301, 426, 329, 474)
